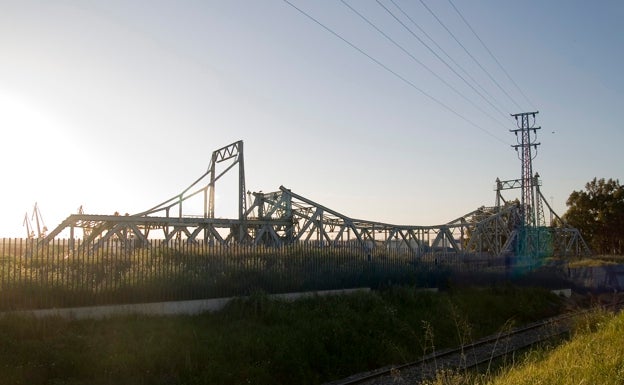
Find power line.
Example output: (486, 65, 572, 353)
(340, 0, 510, 130)
(281, 0, 509, 145)
(417, 0, 523, 112)
(376, 0, 511, 123)
(388, 0, 511, 122)
(447, 0, 536, 110)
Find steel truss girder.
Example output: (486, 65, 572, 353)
(48, 186, 528, 257)
(495, 173, 591, 257)
(464, 205, 522, 255)
(244, 187, 525, 257)
(46, 184, 587, 258)
(47, 214, 290, 247)
(43, 140, 590, 259)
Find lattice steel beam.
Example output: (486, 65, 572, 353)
(44, 140, 590, 259)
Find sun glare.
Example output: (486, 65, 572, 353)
(0, 92, 77, 237)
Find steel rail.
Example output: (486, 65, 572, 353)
(326, 300, 624, 385)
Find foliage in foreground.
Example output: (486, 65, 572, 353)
(0, 285, 562, 385)
(494, 309, 624, 385)
(427, 309, 624, 385)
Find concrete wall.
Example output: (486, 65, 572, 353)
(1, 288, 370, 320)
(567, 264, 624, 292)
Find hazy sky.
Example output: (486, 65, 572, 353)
(1, 0, 622, 238)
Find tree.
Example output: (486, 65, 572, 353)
(563, 178, 624, 255)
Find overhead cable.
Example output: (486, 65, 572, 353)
(447, 0, 536, 110)
(376, 0, 511, 122)
(282, 0, 509, 145)
(341, 0, 509, 129)
(388, 0, 511, 121)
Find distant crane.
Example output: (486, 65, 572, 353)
(23, 212, 35, 239)
(24, 202, 47, 239)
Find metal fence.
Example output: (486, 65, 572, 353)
(0, 237, 527, 311)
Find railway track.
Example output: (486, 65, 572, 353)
(325, 297, 624, 385)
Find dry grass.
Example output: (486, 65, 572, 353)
(567, 254, 624, 268)
(425, 308, 624, 385)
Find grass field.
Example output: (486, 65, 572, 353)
(427, 307, 624, 385)
(566, 254, 624, 267)
(0, 285, 564, 385)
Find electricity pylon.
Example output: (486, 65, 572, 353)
(510, 111, 541, 227)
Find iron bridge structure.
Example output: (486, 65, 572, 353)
(46, 140, 590, 258)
